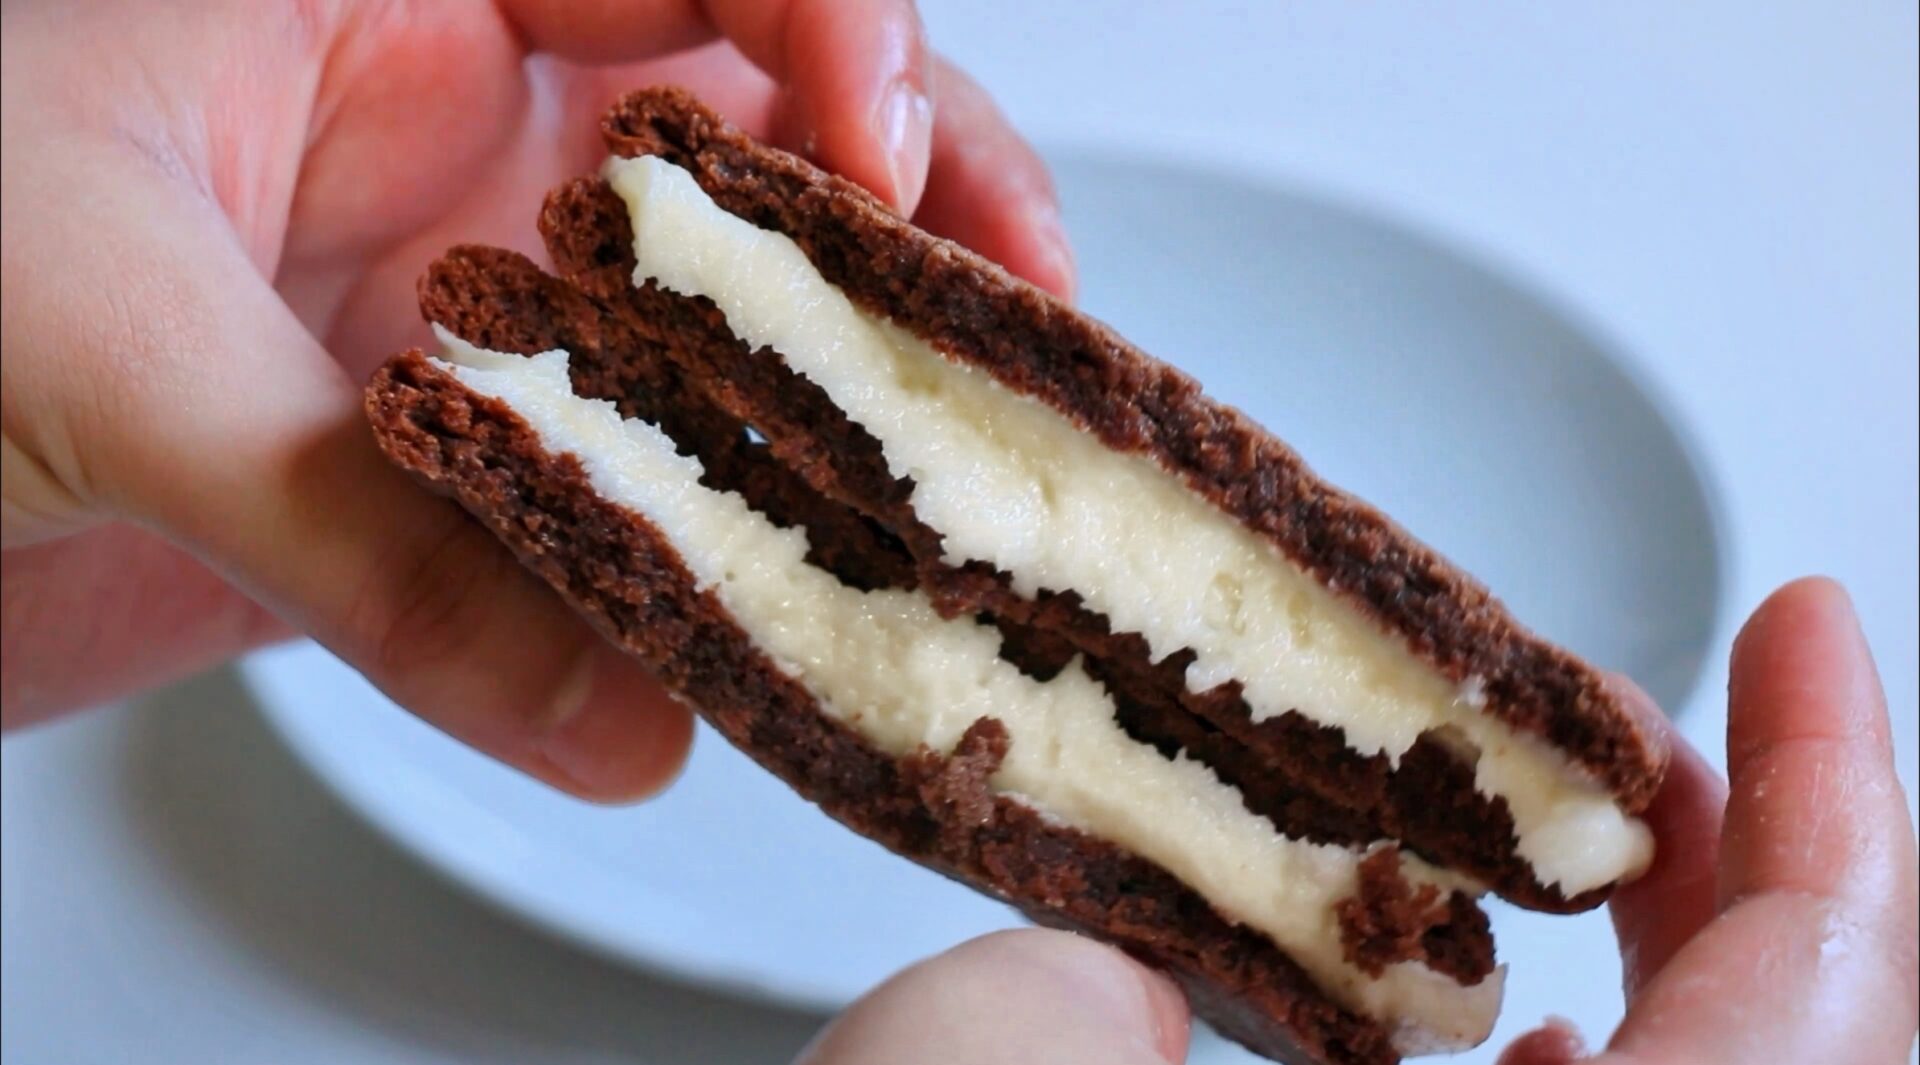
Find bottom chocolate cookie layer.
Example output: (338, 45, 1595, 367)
(367, 350, 1472, 1065)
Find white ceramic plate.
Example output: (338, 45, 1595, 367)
(240, 148, 1727, 1041)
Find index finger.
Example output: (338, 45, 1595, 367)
(1718, 577, 1915, 912)
(1602, 578, 1918, 1064)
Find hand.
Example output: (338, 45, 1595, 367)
(0, 0, 1074, 801)
(1502, 578, 1919, 1065)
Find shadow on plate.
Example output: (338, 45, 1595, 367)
(117, 668, 825, 1064)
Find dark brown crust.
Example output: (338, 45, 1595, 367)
(596, 86, 1667, 815)
(536, 173, 1596, 911)
(365, 352, 1415, 1065)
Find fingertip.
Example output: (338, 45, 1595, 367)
(1731, 575, 1854, 670)
(1717, 574, 1905, 908)
(1134, 959, 1193, 1063)
(534, 643, 695, 803)
(1496, 1018, 1587, 1065)
(944, 929, 1191, 1060)
(802, 928, 1189, 1065)
(1773, 574, 1852, 609)
(769, 0, 932, 213)
(914, 59, 1079, 300)
(935, 189, 1078, 301)
(873, 76, 933, 215)
(1728, 574, 1886, 766)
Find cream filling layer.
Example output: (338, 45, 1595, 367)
(606, 155, 1653, 896)
(433, 330, 1501, 1051)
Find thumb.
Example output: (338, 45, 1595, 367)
(3, 134, 689, 800)
(797, 929, 1191, 1065)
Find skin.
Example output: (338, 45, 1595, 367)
(1498, 579, 1919, 1065)
(1, 6, 1912, 1063)
(0, 0, 1072, 796)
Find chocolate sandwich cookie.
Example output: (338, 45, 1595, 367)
(365, 87, 1666, 1065)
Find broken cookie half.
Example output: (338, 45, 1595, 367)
(364, 88, 1666, 1065)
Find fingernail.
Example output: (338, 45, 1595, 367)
(875, 80, 933, 212)
(1807, 577, 1874, 646)
(1136, 965, 1192, 1063)
(538, 645, 690, 803)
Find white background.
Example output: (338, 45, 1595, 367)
(4, 3, 1915, 1063)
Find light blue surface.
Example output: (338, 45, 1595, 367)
(5, 4, 1914, 1063)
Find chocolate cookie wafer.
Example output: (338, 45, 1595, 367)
(365, 87, 1666, 1064)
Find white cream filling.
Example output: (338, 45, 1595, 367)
(605, 155, 1653, 896)
(433, 330, 1501, 1051)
